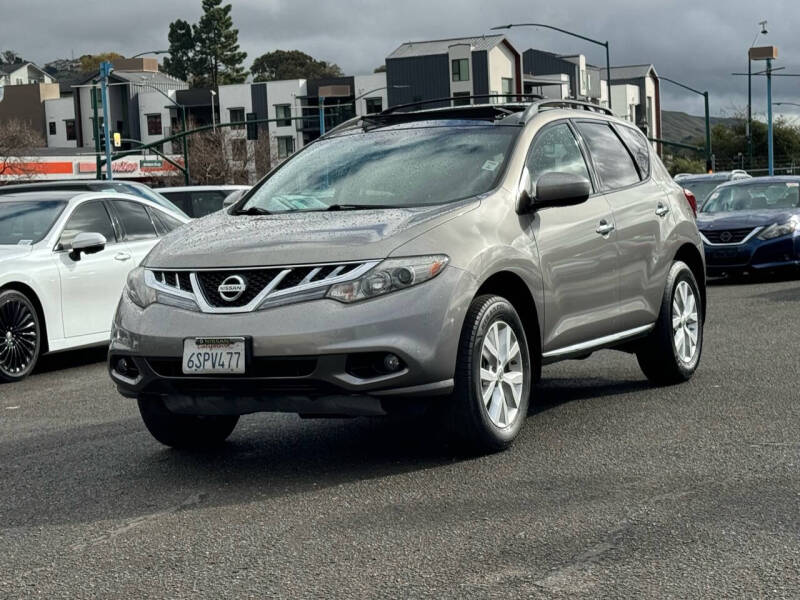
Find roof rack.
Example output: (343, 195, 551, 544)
(379, 94, 544, 115)
(521, 99, 613, 121)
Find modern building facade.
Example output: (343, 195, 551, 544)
(0, 62, 56, 87)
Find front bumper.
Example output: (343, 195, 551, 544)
(109, 267, 475, 416)
(703, 233, 800, 275)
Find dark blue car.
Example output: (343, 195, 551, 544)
(697, 177, 800, 276)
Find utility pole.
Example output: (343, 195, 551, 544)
(99, 61, 114, 180)
(91, 83, 101, 179)
(766, 58, 774, 175)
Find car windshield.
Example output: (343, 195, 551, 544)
(681, 180, 727, 203)
(701, 182, 800, 213)
(239, 123, 520, 213)
(0, 200, 67, 245)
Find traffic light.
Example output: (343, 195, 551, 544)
(113, 132, 122, 148)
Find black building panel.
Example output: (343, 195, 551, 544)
(523, 49, 578, 97)
(386, 54, 450, 108)
(471, 50, 488, 97)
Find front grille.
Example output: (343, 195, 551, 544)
(195, 269, 285, 307)
(701, 227, 755, 244)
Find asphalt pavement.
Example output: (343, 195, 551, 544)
(1, 274, 799, 599)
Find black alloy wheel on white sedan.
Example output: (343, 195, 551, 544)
(0, 290, 42, 382)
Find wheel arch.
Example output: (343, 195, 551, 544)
(474, 270, 542, 380)
(0, 282, 49, 354)
(674, 243, 706, 320)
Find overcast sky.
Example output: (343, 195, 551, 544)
(3, 0, 799, 118)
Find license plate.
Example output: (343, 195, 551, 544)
(182, 337, 246, 375)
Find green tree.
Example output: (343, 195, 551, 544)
(250, 50, 343, 82)
(192, 0, 247, 87)
(79, 52, 124, 73)
(163, 19, 195, 82)
(1, 50, 24, 65)
(373, 64, 386, 74)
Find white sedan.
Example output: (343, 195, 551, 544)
(0, 190, 189, 382)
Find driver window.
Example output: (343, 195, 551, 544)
(526, 123, 593, 191)
(58, 201, 116, 250)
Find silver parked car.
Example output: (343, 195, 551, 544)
(109, 99, 706, 452)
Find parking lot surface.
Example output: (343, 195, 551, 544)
(1, 275, 799, 598)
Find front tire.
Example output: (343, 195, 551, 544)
(0, 289, 42, 383)
(138, 396, 239, 449)
(447, 295, 532, 452)
(637, 261, 703, 384)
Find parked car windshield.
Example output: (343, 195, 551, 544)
(240, 123, 520, 213)
(0, 200, 67, 245)
(682, 180, 726, 203)
(701, 182, 800, 213)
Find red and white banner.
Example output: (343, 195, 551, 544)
(0, 154, 184, 181)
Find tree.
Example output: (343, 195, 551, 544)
(0, 119, 44, 181)
(1, 50, 24, 65)
(79, 52, 124, 74)
(250, 50, 343, 82)
(373, 64, 386, 73)
(163, 19, 195, 82)
(192, 0, 247, 87)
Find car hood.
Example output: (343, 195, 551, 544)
(697, 209, 800, 230)
(145, 201, 478, 268)
(0, 245, 32, 264)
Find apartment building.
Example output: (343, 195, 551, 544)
(0, 62, 55, 86)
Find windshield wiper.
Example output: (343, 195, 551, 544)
(323, 204, 400, 211)
(237, 206, 272, 215)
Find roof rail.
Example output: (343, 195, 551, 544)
(380, 94, 543, 115)
(521, 99, 613, 122)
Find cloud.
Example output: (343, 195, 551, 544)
(4, 0, 799, 117)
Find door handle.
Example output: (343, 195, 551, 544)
(655, 203, 670, 217)
(595, 220, 615, 236)
(114, 252, 132, 262)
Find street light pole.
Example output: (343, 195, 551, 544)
(490, 23, 612, 110)
(767, 58, 774, 175)
(99, 61, 114, 180)
(660, 76, 712, 170)
(747, 21, 768, 169)
(210, 90, 217, 131)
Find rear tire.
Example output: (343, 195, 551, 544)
(447, 294, 532, 453)
(0, 289, 42, 383)
(138, 396, 239, 448)
(637, 261, 703, 384)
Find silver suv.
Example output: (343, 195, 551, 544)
(109, 99, 706, 452)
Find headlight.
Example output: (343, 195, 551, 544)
(758, 217, 799, 240)
(125, 267, 157, 308)
(327, 255, 449, 303)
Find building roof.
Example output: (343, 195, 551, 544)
(387, 35, 508, 59)
(76, 69, 186, 87)
(604, 64, 658, 80)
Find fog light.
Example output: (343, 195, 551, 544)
(383, 353, 402, 372)
(117, 358, 129, 375)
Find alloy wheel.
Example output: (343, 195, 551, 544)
(479, 320, 524, 428)
(0, 298, 38, 377)
(671, 280, 699, 364)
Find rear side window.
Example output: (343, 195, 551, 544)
(151, 209, 185, 234)
(160, 192, 192, 216)
(113, 200, 157, 241)
(188, 191, 227, 217)
(58, 201, 116, 248)
(616, 125, 650, 179)
(576, 121, 641, 190)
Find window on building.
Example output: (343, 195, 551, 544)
(231, 138, 247, 162)
(146, 114, 162, 136)
(275, 104, 291, 127)
(48, 122, 56, 136)
(452, 92, 471, 107)
(452, 58, 469, 82)
(277, 136, 295, 158)
(575, 121, 640, 190)
(65, 119, 76, 141)
(501, 78, 514, 101)
(365, 97, 383, 114)
(229, 107, 245, 130)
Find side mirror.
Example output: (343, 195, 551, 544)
(515, 168, 535, 214)
(532, 172, 591, 209)
(69, 232, 106, 261)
